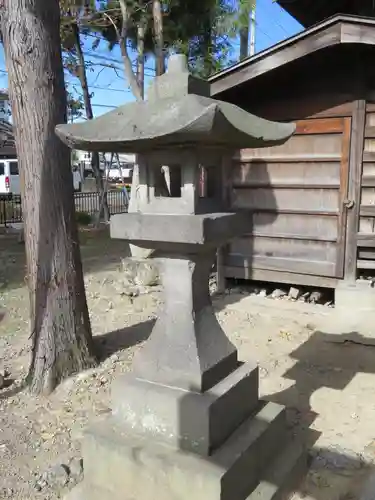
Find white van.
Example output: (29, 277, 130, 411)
(0, 159, 20, 194)
(105, 163, 133, 182)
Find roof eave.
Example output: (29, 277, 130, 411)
(209, 15, 375, 96)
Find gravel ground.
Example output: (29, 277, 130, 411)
(0, 229, 374, 500)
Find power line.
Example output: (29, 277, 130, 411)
(82, 50, 156, 76)
(91, 103, 118, 108)
(254, 21, 274, 43)
(259, 0, 291, 37)
(81, 31, 157, 72)
(69, 82, 132, 93)
(86, 84, 130, 93)
(0, 65, 135, 96)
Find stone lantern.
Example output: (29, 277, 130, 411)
(56, 55, 304, 500)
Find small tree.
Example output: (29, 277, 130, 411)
(1, 0, 97, 395)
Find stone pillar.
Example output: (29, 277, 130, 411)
(132, 250, 237, 392)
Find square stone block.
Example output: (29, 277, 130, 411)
(111, 362, 259, 455)
(110, 211, 252, 248)
(68, 401, 304, 500)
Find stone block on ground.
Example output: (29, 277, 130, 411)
(272, 289, 287, 299)
(288, 287, 301, 300)
(309, 291, 323, 303)
(0, 366, 9, 389)
(121, 257, 159, 287)
(44, 464, 70, 489)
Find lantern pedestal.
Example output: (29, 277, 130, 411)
(65, 211, 306, 500)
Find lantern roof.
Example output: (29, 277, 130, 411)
(56, 55, 295, 153)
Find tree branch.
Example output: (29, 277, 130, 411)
(104, 3, 142, 101)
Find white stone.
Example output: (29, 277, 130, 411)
(288, 287, 301, 300)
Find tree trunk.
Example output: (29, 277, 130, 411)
(71, 22, 109, 222)
(239, 25, 249, 60)
(152, 0, 165, 76)
(1, 0, 97, 395)
(136, 13, 146, 99)
(118, 0, 143, 101)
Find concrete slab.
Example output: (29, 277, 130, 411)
(335, 280, 375, 312)
(316, 304, 375, 341)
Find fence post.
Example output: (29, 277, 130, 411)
(1, 196, 6, 227)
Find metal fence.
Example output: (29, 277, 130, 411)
(0, 190, 128, 226)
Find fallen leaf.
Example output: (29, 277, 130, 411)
(279, 330, 292, 340)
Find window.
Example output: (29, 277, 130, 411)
(154, 165, 181, 198)
(0, 163, 4, 176)
(9, 162, 19, 175)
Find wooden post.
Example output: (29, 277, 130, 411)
(335, 117, 351, 277)
(344, 99, 366, 283)
(216, 153, 232, 293)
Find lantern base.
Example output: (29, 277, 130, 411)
(65, 400, 306, 500)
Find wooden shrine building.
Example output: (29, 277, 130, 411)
(209, 9, 375, 295)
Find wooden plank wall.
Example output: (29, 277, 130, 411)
(224, 114, 351, 288)
(357, 102, 375, 272)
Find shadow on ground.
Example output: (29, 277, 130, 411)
(267, 330, 375, 418)
(94, 319, 154, 361)
(0, 227, 128, 290)
(263, 329, 375, 500)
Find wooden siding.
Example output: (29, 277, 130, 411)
(357, 102, 375, 270)
(223, 117, 351, 287)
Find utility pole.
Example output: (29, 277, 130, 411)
(249, 5, 256, 56)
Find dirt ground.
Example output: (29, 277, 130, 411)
(0, 229, 374, 500)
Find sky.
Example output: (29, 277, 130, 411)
(0, 0, 302, 118)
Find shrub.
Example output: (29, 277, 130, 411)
(75, 211, 92, 226)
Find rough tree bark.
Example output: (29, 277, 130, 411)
(152, 0, 165, 76)
(1, 0, 97, 395)
(136, 3, 146, 99)
(71, 21, 110, 222)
